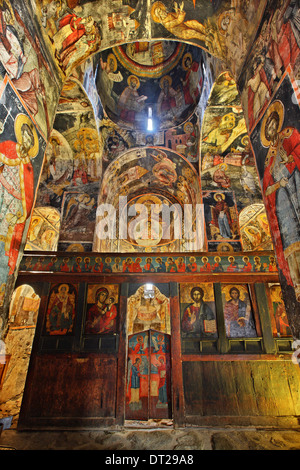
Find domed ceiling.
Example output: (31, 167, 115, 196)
(95, 41, 205, 131)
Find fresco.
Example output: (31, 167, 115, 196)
(202, 190, 240, 251)
(221, 283, 257, 338)
(99, 111, 200, 174)
(34, 0, 268, 80)
(238, 0, 300, 133)
(44, 282, 77, 335)
(180, 283, 217, 338)
(84, 284, 118, 334)
(0, 0, 62, 137)
(19, 252, 279, 275)
(200, 72, 274, 253)
(239, 204, 273, 252)
(250, 71, 300, 302)
(96, 41, 204, 131)
(0, 76, 46, 288)
(35, 79, 101, 248)
(95, 146, 204, 253)
(268, 282, 292, 337)
(25, 207, 60, 251)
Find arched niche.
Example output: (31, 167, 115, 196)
(9, 284, 41, 329)
(94, 146, 205, 253)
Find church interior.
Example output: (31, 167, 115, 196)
(1, 0, 300, 451)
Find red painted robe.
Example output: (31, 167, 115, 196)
(0, 140, 34, 274)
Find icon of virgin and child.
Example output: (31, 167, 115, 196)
(85, 286, 117, 334)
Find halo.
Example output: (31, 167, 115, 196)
(15, 114, 39, 158)
(58, 284, 69, 293)
(213, 192, 225, 201)
(151, 1, 166, 23)
(218, 11, 231, 36)
(222, 284, 248, 302)
(182, 52, 193, 70)
(127, 74, 140, 89)
(260, 100, 284, 148)
(107, 53, 118, 72)
(184, 121, 193, 134)
(159, 74, 172, 89)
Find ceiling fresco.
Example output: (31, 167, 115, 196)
(95, 41, 205, 131)
(18, 1, 273, 257)
(33, 0, 267, 81)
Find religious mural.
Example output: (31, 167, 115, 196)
(250, 71, 300, 302)
(34, 0, 266, 82)
(44, 282, 77, 335)
(96, 146, 204, 253)
(25, 206, 60, 251)
(19, 252, 279, 275)
(202, 190, 241, 251)
(84, 284, 118, 335)
(96, 41, 204, 132)
(221, 283, 257, 338)
(239, 203, 273, 252)
(35, 79, 101, 249)
(180, 283, 217, 338)
(0, 0, 61, 137)
(268, 282, 292, 337)
(0, 76, 47, 290)
(238, 0, 300, 133)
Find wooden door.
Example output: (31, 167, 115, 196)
(125, 329, 172, 420)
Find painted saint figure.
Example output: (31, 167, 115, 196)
(0, 114, 39, 275)
(261, 100, 300, 291)
(223, 286, 256, 337)
(127, 357, 142, 410)
(46, 283, 75, 334)
(210, 192, 233, 239)
(181, 286, 216, 336)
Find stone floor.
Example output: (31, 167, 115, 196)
(1, 425, 300, 450)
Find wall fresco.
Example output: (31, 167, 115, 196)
(25, 206, 60, 251)
(238, 0, 300, 134)
(250, 71, 300, 301)
(0, 76, 46, 286)
(95, 146, 204, 253)
(19, 252, 279, 275)
(268, 282, 292, 337)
